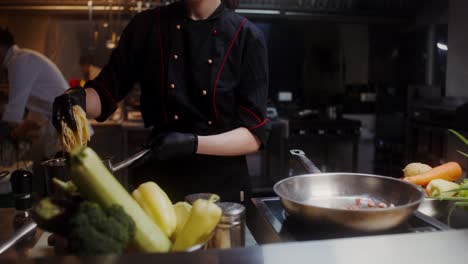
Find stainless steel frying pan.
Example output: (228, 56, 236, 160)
(273, 150, 424, 232)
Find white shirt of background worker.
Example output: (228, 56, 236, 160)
(0, 28, 68, 158)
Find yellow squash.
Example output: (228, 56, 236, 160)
(173, 202, 192, 241)
(172, 197, 222, 252)
(132, 182, 177, 238)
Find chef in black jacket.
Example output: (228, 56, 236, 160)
(52, 0, 268, 203)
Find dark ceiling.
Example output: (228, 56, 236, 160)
(0, 0, 447, 23)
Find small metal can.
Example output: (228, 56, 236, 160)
(41, 158, 70, 198)
(208, 202, 246, 249)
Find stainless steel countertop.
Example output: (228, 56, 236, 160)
(259, 229, 468, 264)
(2, 229, 468, 263)
(245, 226, 257, 247)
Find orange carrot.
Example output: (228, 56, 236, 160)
(404, 162, 462, 186)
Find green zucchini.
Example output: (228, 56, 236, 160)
(69, 147, 172, 253)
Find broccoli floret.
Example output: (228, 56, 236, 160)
(106, 205, 136, 242)
(68, 202, 136, 255)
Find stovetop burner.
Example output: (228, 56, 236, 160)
(249, 197, 450, 244)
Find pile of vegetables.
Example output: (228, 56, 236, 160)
(32, 147, 222, 255)
(402, 161, 468, 225)
(403, 162, 462, 188)
(402, 129, 468, 213)
(402, 162, 465, 198)
(131, 181, 221, 250)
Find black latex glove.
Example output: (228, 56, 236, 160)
(148, 132, 198, 161)
(52, 87, 86, 132)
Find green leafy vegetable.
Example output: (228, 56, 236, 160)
(457, 180, 468, 197)
(431, 197, 468, 201)
(444, 130, 468, 224)
(449, 129, 468, 145)
(458, 150, 468, 158)
(449, 129, 468, 158)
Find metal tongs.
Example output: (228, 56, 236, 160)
(105, 148, 152, 172)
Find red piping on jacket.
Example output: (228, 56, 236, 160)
(239, 105, 262, 123)
(213, 18, 248, 121)
(98, 80, 117, 107)
(157, 11, 168, 123)
(249, 119, 269, 130)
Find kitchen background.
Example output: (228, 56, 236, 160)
(0, 0, 467, 195)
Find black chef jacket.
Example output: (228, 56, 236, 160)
(85, 2, 269, 202)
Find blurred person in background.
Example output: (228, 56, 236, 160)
(0, 28, 68, 194)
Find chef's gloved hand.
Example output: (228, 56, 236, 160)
(148, 132, 198, 160)
(52, 87, 86, 132)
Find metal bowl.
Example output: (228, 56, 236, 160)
(185, 241, 209, 252)
(183, 232, 215, 252)
(418, 198, 455, 221)
(274, 173, 425, 232)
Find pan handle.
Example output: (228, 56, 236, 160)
(290, 150, 322, 174)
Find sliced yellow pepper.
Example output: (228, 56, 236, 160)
(132, 182, 177, 238)
(172, 197, 222, 252)
(172, 202, 192, 241)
